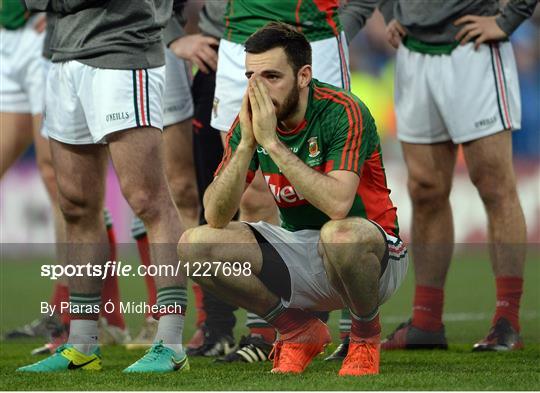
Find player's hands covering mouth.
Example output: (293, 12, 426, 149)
(248, 76, 279, 149)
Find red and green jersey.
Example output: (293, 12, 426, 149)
(0, 0, 28, 30)
(224, 0, 342, 44)
(217, 79, 399, 236)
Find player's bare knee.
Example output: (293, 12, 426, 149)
(320, 218, 371, 243)
(168, 177, 199, 212)
(178, 226, 206, 248)
(470, 169, 517, 208)
(407, 175, 451, 208)
(178, 226, 220, 262)
(178, 226, 205, 251)
(58, 193, 99, 224)
(178, 226, 224, 285)
(321, 218, 385, 266)
(320, 219, 348, 244)
(124, 188, 162, 224)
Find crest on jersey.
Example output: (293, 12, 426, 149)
(308, 137, 320, 158)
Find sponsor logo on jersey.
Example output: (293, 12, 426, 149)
(264, 174, 307, 207)
(308, 136, 320, 158)
(105, 112, 129, 122)
(257, 145, 299, 155)
(257, 146, 268, 155)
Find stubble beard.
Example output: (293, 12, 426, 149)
(275, 80, 300, 123)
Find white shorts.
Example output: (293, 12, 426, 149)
(211, 32, 350, 131)
(163, 48, 193, 127)
(0, 20, 45, 115)
(44, 61, 165, 144)
(395, 41, 521, 144)
(247, 220, 409, 312)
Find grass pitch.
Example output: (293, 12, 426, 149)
(2, 342, 539, 390)
(1, 247, 539, 390)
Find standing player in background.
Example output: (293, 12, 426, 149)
(189, 0, 380, 362)
(1, 2, 61, 341)
(126, 0, 201, 350)
(18, 0, 190, 373)
(380, 0, 538, 351)
(1, 3, 128, 349)
(167, 0, 231, 352)
(0, 0, 44, 178)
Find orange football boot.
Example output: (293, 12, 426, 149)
(338, 336, 380, 377)
(270, 318, 331, 374)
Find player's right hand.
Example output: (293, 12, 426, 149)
(386, 19, 406, 49)
(169, 34, 219, 73)
(239, 90, 256, 150)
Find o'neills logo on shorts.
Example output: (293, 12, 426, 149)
(474, 116, 497, 129)
(106, 112, 130, 122)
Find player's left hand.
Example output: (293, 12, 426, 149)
(248, 76, 278, 149)
(454, 15, 507, 50)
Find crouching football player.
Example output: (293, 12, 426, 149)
(178, 22, 408, 376)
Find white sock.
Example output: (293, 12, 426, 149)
(155, 314, 184, 355)
(68, 319, 99, 355)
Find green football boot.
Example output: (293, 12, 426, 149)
(123, 341, 189, 373)
(17, 344, 102, 372)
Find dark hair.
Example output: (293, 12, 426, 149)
(244, 22, 312, 75)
